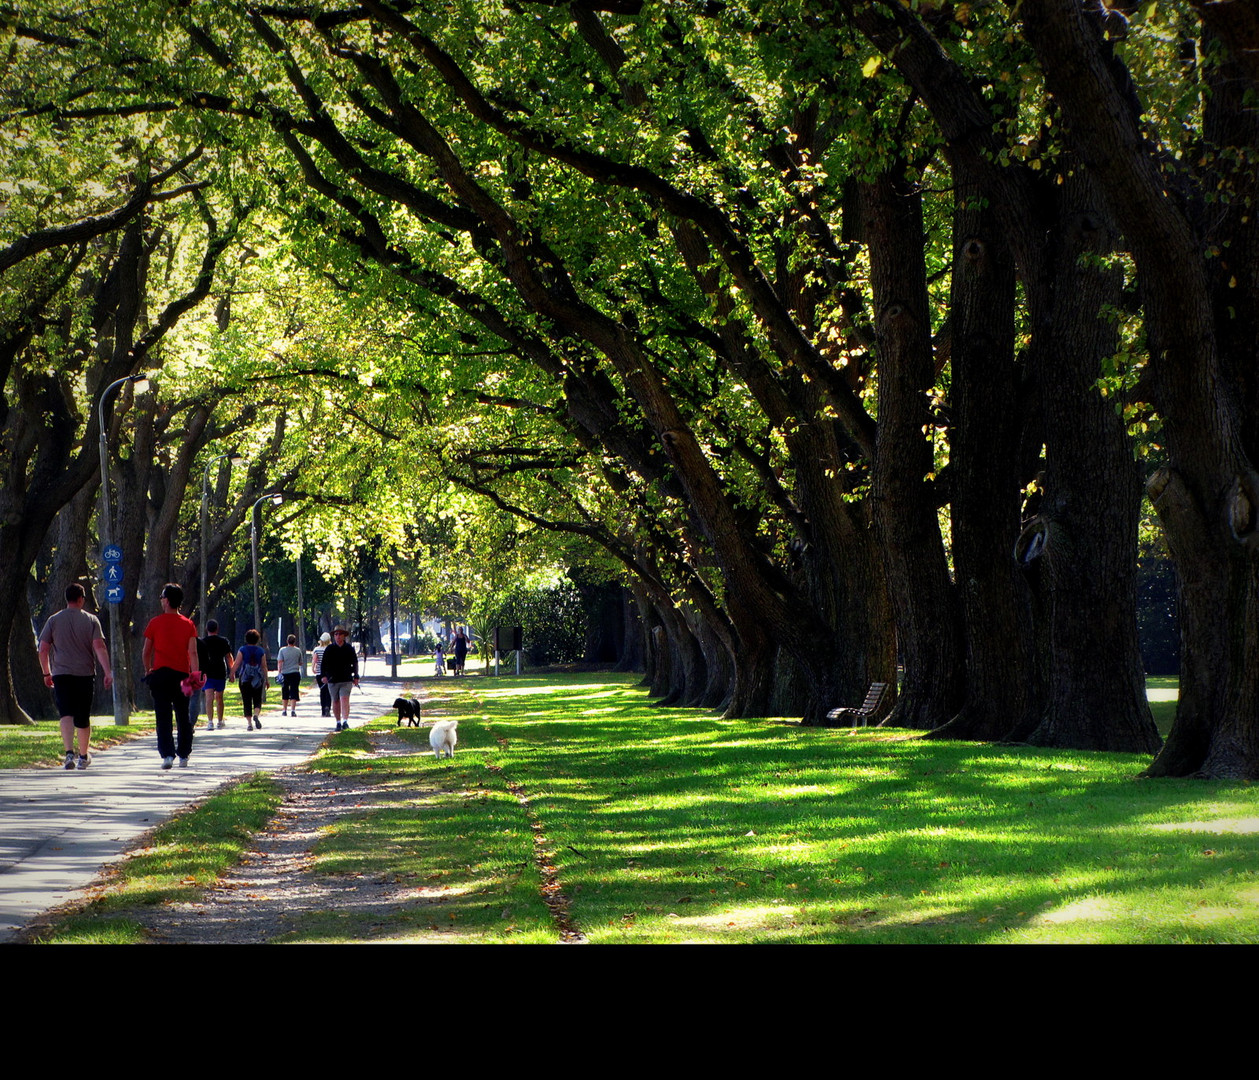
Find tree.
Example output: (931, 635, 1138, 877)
(1017, 0, 1259, 774)
(16, 1, 1241, 773)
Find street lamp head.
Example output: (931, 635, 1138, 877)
(230, 454, 245, 468)
(132, 374, 151, 394)
(269, 492, 284, 506)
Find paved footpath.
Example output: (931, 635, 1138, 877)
(0, 668, 415, 941)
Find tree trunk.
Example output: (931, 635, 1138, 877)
(1022, 168, 1159, 753)
(1022, 2, 1259, 776)
(862, 169, 964, 729)
(11, 587, 55, 721)
(614, 587, 645, 672)
(933, 173, 1034, 741)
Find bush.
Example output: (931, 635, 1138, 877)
(490, 583, 586, 666)
(410, 630, 438, 655)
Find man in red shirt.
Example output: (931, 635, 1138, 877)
(142, 583, 200, 769)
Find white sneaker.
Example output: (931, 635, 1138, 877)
(217, 719, 225, 729)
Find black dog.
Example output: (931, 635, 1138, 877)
(393, 697, 423, 727)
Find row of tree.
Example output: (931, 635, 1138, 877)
(3, 2, 1256, 776)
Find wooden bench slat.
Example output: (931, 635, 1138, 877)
(825, 682, 888, 727)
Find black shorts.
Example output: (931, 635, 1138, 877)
(281, 672, 301, 698)
(240, 681, 264, 713)
(52, 674, 94, 728)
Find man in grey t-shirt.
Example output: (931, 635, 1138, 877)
(37, 584, 113, 770)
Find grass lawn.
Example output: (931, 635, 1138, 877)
(1144, 675, 1180, 736)
(430, 673, 1256, 943)
(274, 726, 557, 944)
(31, 773, 283, 943)
(30, 671, 1259, 945)
(0, 712, 153, 769)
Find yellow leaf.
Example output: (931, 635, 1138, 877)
(862, 55, 883, 78)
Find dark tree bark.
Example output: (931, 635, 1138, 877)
(937, 174, 1033, 742)
(1022, 1, 1259, 777)
(1021, 168, 1160, 753)
(11, 589, 56, 721)
(862, 169, 964, 729)
(614, 587, 645, 673)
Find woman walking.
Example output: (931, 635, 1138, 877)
(231, 629, 270, 731)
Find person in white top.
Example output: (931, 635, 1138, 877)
(277, 633, 304, 716)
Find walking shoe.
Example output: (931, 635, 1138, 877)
(179, 757, 189, 768)
(161, 757, 174, 770)
(217, 719, 225, 729)
(247, 720, 253, 731)
(64, 751, 76, 770)
(76, 754, 89, 770)
(254, 717, 262, 729)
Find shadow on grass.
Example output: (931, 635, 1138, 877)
(441, 673, 1259, 943)
(280, 724, 554, 943)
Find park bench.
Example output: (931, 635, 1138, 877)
(825, 681, 887, 729)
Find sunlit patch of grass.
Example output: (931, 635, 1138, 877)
(417, 671, 1259, 944)
(35, 917, 149, 944)
(0, 712, 154, 769)
(1145, 678, 1178, 735)
(285, 714, 555, 944)
(31, 773, 283, 942)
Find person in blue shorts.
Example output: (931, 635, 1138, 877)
(197, 619, 232, 730)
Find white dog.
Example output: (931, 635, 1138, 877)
(429, 719, 458, 760)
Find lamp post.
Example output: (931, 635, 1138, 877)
(250, 492, 283, 645)
(388, 558, 398, 679)
(97, 373, 150, 726)
(296, 550, 307, 676)
(199, 451, 244, 631)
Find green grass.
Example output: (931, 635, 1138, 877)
(31, 671, 1247, 945)
(1144, 676, 1179, 736)
(32, 772, 283, 943)
(0, 712, 153, 769)
(428, 672, 1256, 944)
(271, 723, 556, 943)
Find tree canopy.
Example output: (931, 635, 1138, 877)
(4, 1, 1259, 777)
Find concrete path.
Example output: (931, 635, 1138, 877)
(0, 668, 416, 941)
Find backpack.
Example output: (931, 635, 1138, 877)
(240, 650, 264, 689)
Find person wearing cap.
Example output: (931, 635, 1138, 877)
(37, 583, 113, 770)
(312, 631, 333, 717)
(141, 583, 201, 769)
(319, 626, 359, 732)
